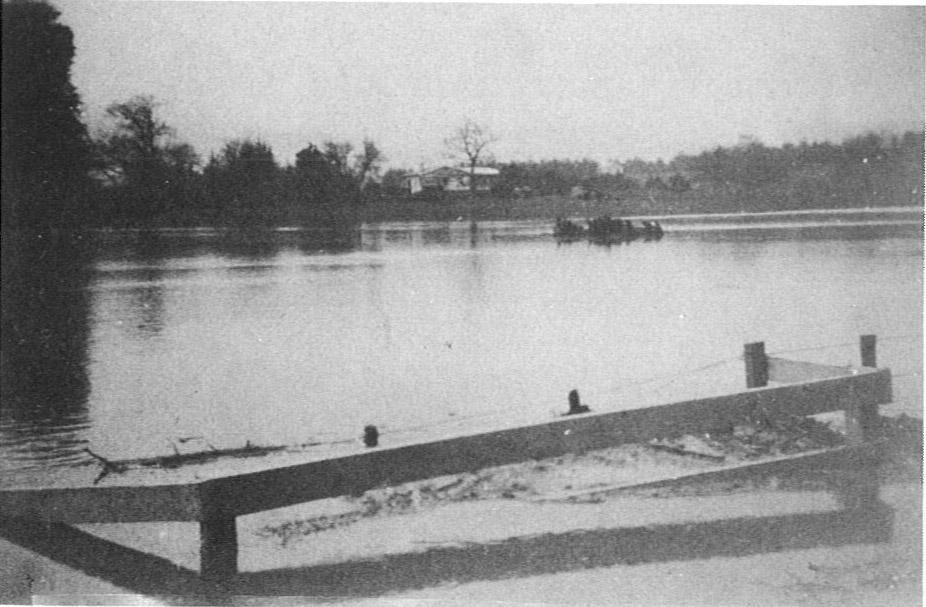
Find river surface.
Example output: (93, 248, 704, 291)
(1, 208, 922, 475)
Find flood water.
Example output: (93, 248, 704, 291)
(1, 208, 922, 475)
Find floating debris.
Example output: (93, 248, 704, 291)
(85, 442, 289, 483)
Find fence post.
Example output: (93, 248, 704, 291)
(844, 382, 879, 446)
(744, 342, 768, 388)
(860, 334, 877, 368)
(840, 382, 881, 509)
(200, 516, 238, 580)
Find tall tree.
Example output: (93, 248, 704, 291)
(323, 141, 354, 173)
(294, 143, 341, 207)
(445, 117, 497, 196)
(2, 0, 91, 231)
(2, 1, 94, 422)
(94, 95, 200, 225)
(293, 139, 385, 211)
(329, 141, 364, 201)
(98, 96, 171, 188)
(354, 138, 384, 193)
(204, 139, 278, 224)
(380, 168, 409, 196)
(209, 139, 277, 185)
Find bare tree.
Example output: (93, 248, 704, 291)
(445, 117, 497, 196)
(97, 96, 173, 191)
(322, 141, 353, 171)
(353, 138, 384, 191)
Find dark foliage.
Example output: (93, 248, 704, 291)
(91, 95, 205, 227)
(89, 97, 383, 227)
(670, 133, 924, 213)
(495, 159, 604, 197)
(484, 132, 923, 217)
(1, 0, 92, 231)
(204, 139, 280, 225)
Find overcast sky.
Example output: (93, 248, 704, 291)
(56, 2, 924, 170)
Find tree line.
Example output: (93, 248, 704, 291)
(90, 95, 384, 228)
(3, 1, 386, 232)
(378, 130, 922, 216)
(3, 0, 923, 234)
(492, 132, 923, 215)
(665, 133, 924, 214)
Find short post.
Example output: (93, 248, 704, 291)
(363, 425, 379, 448)
(860, 334, 877, 368)
(566, 389, 590, 415)
(744, 342, 768, 388)
(200, 516, 238, 580)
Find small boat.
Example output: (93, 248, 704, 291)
(555, 215, 664, 244)
(554, 216, 587, 240)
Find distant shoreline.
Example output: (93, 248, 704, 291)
(72, 205, 921, 234)
(359, 192, 925, 225)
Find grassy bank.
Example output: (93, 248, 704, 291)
(360, 185, 923, 225)
(360, 192, 701, 224)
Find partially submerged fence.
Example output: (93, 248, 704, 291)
(0, 336, 893, 580)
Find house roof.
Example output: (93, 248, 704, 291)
(413, 166, 500, 178)
(462, 166, 500, 176)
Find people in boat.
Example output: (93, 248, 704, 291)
(555, 216, 586, 239)
(557, 216, 662, 242)
(641, 220, 664, 237)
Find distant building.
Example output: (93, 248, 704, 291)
(406, 166, 500, 194)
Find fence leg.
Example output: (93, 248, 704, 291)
(744, 342, 768, 388)
(844, 383, 880, 445)
(200, 516, 238, 580)
(840, 383, 881, 510)
(860, 334, 877, 368)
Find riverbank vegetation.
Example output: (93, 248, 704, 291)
(370, 132, 923, 223)
(3, 0, 924, 234)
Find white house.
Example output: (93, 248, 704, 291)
(406, 166, 500, 194)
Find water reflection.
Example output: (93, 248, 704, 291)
(421, 225, 451, 245)
(1, 232, 93, 467)
(0, 213, 921, 473)
(215, 229, 280, 261)
(126, 283, 167, 338)
(288, 226, 360, 256)
(667, 222, 922, 243)
(95, 226, 363, 265)
(362, 222, 504, 251)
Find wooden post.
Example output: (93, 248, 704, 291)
(744, 342, 768, 388)
(363, 425, 379, 448)
(566, 389, 590, 415)
(840, 382, 881, 509)
(200, 516, 237, 580)
(843, 383, 879, 446)
(860, 334, 877, 368)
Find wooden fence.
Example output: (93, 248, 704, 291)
(0, 336, 893, 580)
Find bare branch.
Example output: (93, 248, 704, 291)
(445, 117, 497, 168)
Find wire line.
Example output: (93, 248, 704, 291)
(323, 333, 923, 445)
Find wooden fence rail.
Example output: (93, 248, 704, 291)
(0, 336, 893, 580)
